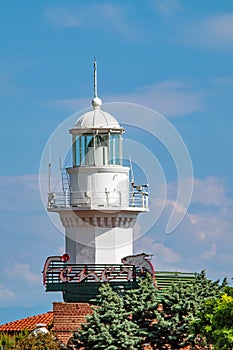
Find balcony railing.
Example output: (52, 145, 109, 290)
(44, 261, 197, 290)
(43, 256, 198, 302)
(48, 189, 148, 210)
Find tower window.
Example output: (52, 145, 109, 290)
(72, 132, 122, 166)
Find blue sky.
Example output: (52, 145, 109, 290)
(0, 0, 233, 324)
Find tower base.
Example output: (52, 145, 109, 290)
(60, 210, 137, 264)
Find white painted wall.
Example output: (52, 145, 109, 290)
(67, 166, 130, 208)
(65, 225, 133, 264)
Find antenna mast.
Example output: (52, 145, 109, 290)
(91, 58, 102, 109)
(48, 144, 52, 193)
(94, 59, 97, 98)
(129, 156, 135, 185)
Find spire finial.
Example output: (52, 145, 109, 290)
(92, 58, 102, 109)
(94, 58, 97, 98)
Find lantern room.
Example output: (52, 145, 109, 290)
(69, 98, 124, 167)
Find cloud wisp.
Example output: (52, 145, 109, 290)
(137, 176, 233, 281)
(49, 80, 203, 117)
(44, 3, 145, 41)
(181, 12, 233, 50)
(5, 263, 41, 285)
(151, 0, 183, 18)
(0, 285, 17, 307)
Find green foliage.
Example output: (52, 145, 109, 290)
(71, 271, 226, 350)
(0, 330, 29, 349)
(14, 332, 62, 350)
(73, 283, 141, 350)
(192, 290, 233, 350)
(0, 331, 62, 350)
(125, 271, 225, 349)
(148, 271, 225, 349)
(224, 285, 233, 297)
(124, 274, 160, 346)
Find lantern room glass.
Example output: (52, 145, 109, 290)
(72, 132, 122, 166)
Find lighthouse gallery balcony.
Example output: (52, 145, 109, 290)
(48, 187, 149, 211)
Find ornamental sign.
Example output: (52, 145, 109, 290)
(43, 253, 157, 286)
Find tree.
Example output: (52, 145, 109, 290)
(13, 332, 63, 350)
(72, 272, 226, 349)
(124, 273, 160, 348)
(73, 283, 141, 350)
(148, 271, 226, 349)
(0, 330, 29, 349)
(124, 271, 225, 349)
(191, 290, 233, 350)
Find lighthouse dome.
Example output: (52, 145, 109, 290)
(75, 107, 121, 130)
(71, 60, 123, 132)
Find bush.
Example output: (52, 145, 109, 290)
(0, 331, 63, 350)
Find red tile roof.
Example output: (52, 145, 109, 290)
(0, 311, 53, 332)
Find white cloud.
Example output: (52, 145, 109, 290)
(198, 231, 206, 241)
(118, 81, 203, 116)
(50, 80, 203, 117)
(182, 13, 233, 49)
(5, 263, 41, 285)
(140, 175, 233, 280)
(0, 285, 17, 306)
(135, 236, 180, 267)
(191, 213, 231, 241)
(168, 177, 233, 239)
(152, 0, 183, 17)
(44, 4, 143, 41)
(201, 243, 217, 260)
(0, 175, 41, 213)
(189, 214, 199, 225)
(0, 175, 39, 191)
(45, 7, 82, 28)
(192, 177, 231, 207)
(165, 176, 231, 211)
(212, 76, 233, 86)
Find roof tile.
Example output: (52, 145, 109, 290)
(0, 311, 53, 332)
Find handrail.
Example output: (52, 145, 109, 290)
(48, 189, 149, 210)
(44, 261, 197, 288)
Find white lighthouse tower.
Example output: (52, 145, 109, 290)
(48, 61, 148, 265)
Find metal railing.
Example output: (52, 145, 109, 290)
(44, 262, 137, 285)
(44, 261, 197, 289)
(129, 191, 148, 209)
(48, 189, 149, 210)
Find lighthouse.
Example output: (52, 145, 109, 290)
(43, 62, 197, 306)
(43, 61, 151, 302)
(47, 61, 149, 265)
(41, 64, 198, 345)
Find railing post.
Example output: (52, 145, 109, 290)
(132, 191, 135, 207)
(65, 191, 69, 207)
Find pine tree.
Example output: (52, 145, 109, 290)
(73, 283, 141, 350)
(123, 271, 225, 349)
(149, 271, 225, 349)
(124, 273, 160, 347)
